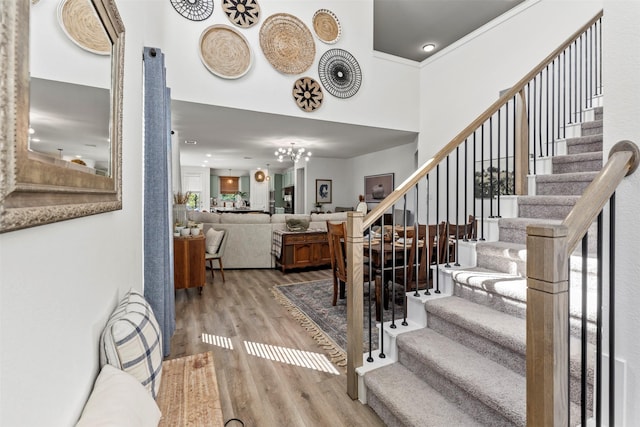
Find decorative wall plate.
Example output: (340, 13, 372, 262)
(312, 9, 341, 44)
(57, 0, 111, 55)
(259, 13, 316, 75)
(222, 0, 261, 28)
(199, 25, 252, 79)
(318, 49, 362, 99)
(170, 0, 214, 21)
(292, 77, 323, 112)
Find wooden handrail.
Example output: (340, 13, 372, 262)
(363, 10, 603, 230)
(563, 140, 640, 252)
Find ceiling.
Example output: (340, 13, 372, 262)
(30, 1, 525, 175)
(175, 0, 525, 173)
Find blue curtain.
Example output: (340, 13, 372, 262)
(143, 47, 175, 357)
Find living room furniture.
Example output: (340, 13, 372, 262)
(173, 235, 206, 292)
(205, 230, 228, 281)
(188, 211, 349, 269)
(273, 229, 331, 272)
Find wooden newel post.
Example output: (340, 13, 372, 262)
(346, 211, 364, 400)
(526, 224, 569, 426)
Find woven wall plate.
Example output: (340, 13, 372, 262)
(170, 0, 214, 21)
(199, 25, 253, 79)
(312, 9, 341, 44)
(57, 0, 111, 55)
(259, 13, 316, 75)
(222, 0, 261, 28)
(292, 77, 323, 112)
(318, 49, 362, 99)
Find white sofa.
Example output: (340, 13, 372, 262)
(187, 211, 349, 269)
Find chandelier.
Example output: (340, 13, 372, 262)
(275, 143, 312, 163)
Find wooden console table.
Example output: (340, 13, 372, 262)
(273, 230, 331, 273)
(173, 235, 205, 292)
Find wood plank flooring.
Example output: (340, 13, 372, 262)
(168, 267, 385, 427)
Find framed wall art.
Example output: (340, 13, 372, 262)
(364, 173, 394, 203)
(315, 179, 332, 204)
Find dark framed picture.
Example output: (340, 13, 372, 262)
(364, 173, 394, 203)
(316, 179, 332, 204)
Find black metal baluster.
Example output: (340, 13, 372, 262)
(609, 193, 616, 426)
(424, 177, 431, 296)
(569, 41, 574, 124)
(545, 65, 550, 157)
(400, 196, 408, 327)
(436, 165, 441, 291)
(530, 82, 537, 175)
(378, 214, 385, 360)
(489, 117, 494, 219)
(505, 102, 510, 199)
(538, 73, 543, 156)
(552, 59, 557, 148)
(445, 156, 451, 267)
(455, 146, 460, 266)
(473, 131, 478, 240)
(390, 204, 397, 330)
(464, 138, 468, 240)
(367, 229, 374, 363)
(581, 233, 588, 426)
(497, 109, 502, 218)
(563, 50, 567, 137)
(596, 213, 603, 425)
(479, 125, 485, 241)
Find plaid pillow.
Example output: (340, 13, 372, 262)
(99, 289, 163, 399)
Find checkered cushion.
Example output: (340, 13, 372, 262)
(99, 289, 163, 399)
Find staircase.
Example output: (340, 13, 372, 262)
(362, 107, 603, 426)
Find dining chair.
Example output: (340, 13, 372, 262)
(326, 221, 373, 309)
(205, 229, 228, 282)
(384, 222, 447, 300)
(444, 214, 477, 265)
(326, 221, 348, 306)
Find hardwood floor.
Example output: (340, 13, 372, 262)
(168, 267, 385, 427)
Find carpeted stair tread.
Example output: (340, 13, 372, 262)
(581, 119, 603, 135)
(566, 135, 602, 154)
(451, 266, 527, 305)
(365, 363, 479, 427)
(474, 241, 527, 275)
(398, 328, 526, 426)
(535, 172, 598, 196)
(425, 296, 525, 355)
(498, 218, 561, 244)
(552, 152, 603, 174)
(517, 195, 580, 218)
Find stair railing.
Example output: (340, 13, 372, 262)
(344, 10, 604, 400)
(526, 140, 639, 426)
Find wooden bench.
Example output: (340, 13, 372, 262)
(156, 351, 224, 426)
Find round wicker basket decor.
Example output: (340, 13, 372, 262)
(259, 13, 316, 75)
(170, 0, 214, 21)
(199, 25, 252, 79)
(318, 48, 362, 99)
(57, 0, 110, 55)
(312, 9, 341, 44)
(222, 0, 261, 28)
(292, 77, 323, 112)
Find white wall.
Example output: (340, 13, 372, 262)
(0, 2, 147, 426)
(603, 3, 640, 424)
(418, 0, 603, 163)
(350, 141, 418, 216)
(150, 0, 419, 132)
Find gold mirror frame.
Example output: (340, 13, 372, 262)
(0, 0, 125, 233)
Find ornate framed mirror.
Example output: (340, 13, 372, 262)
(0, 0, 125, 233)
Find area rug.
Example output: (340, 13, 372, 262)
(272, 279, 387, 367)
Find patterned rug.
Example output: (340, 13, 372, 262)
(272, 279, 384, 367)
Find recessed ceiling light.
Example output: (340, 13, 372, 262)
(184, 140, 197, 145)
(31, 138, 41, 142)
(206, 153, 212, 157)
(422, 43, 436, 53)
